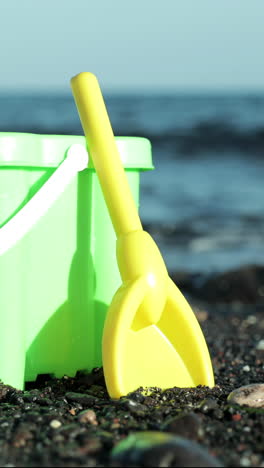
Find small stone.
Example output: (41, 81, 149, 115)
(243, 426, 250, 432)
(78, 409, 98, 425)
(228, 383, 264, 408)
(111, 431, 223, 467)
(232, 414, 242, 422)
(194, 308, 209, 322)
(199, 398, 219, 413)
(256, 340, 264, 350)
(126, 390, 145, 403)
(50, 420, 62, 429)
(119, 398, 148, 417)
(242, 365, 250, 372)
(246, 315, 257, 325)
(213, 408, 224, 420)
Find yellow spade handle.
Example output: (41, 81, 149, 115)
(71, 72, 142, 237)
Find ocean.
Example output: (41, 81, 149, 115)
(1, 92, 264, 273)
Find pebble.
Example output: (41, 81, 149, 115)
(111, 431, 223, 467)
(256, 339, 264, 350)
(232, 414, 242, 422)
(194, 308, 209, 323)
(240, 457, 251, 467)
(246, 315, 257, 325)
(161, 412, 202, 440)
(199, 398, 219, 413)
(12, 427, 33, 448)
(228, 383, 264, 408)
(242, 365, 250, 372)
(50, 420, 62, 429)
(78, 409, 98, 425)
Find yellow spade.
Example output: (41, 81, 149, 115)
(71, 72, 215, 398)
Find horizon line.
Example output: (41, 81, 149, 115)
(0, 85, 264, 96)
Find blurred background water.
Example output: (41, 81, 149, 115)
(1, 92, 264, 273)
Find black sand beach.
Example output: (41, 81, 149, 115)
(0, 265, 263, 467)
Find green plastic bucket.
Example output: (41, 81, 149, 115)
(0, 132, 153, 389)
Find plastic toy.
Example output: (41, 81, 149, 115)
(0, 133, 152, 389)
(71, 72, 215, 398)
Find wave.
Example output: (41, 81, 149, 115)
(118, 120, 264, 155)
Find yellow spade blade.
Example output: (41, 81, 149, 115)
(71, 72, 215, 399)
(103, 276, 214, 398)
(103, 278, 194, 398)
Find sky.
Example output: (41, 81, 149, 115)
(0, 0, 264, 92)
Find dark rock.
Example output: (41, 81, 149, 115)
(119, 398, 148, 417)
(77, 437, 102, 455)
(126, 390, 146, 403)
(65, 392, 98, 405)
(161, 412, 202, 440)
(22, 390, 40, 403)
(111, 431, 223, 467)
(7, 390, 25, 405)
(88, 385, 106, 398)
(36, 397, 53, 406)
(0, 384, 12, 401)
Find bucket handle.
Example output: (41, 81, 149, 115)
(0, 144, 89, 256)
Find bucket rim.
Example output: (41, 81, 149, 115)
(0, 132, 154, 170)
